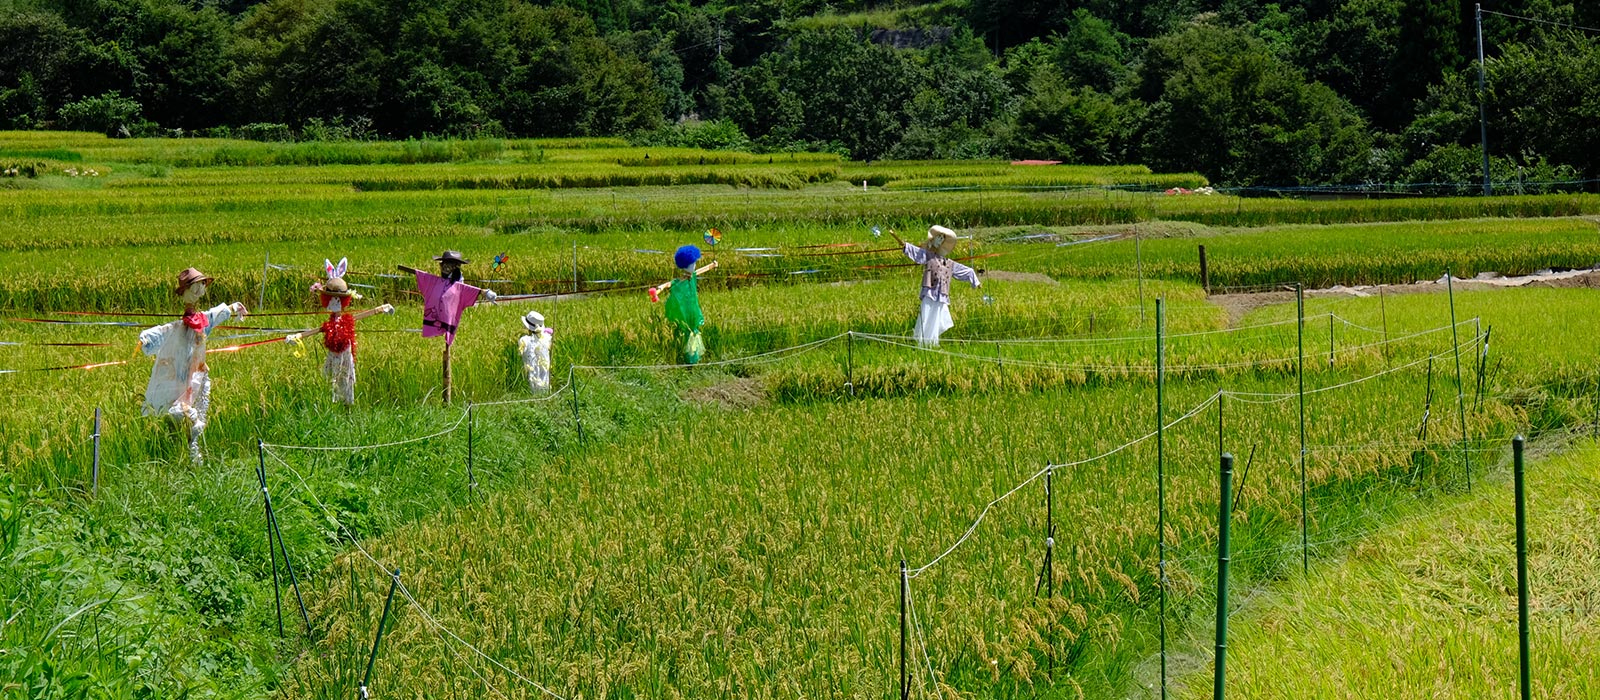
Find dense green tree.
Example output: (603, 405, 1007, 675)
(1006, 76, 1136, 163)
(1052, 9, 1129, 93)
(727, 29, 918, 158)
(1139, 21, 1375, 184)
(8, 0, 1600, 185)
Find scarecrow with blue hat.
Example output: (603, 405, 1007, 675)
(649, 245, 718, 364)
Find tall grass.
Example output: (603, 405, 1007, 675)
(1176, 443, 1600, 699)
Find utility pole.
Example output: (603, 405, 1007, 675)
(1476, 4, 1493, 196)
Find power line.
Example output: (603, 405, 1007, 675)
(1481, 8, 1600, 34)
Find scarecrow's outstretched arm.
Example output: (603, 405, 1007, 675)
(695, 261, 719, 276)
(397, 265, 421, 275)
(351, 304, 396, 321)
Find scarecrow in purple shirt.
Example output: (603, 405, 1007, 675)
(399, 250, 496, 404)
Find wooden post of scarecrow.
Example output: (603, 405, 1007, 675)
(400, 250, 497, 404)
(286, 258, 395, 405)
(138, 267, 248, 463)
(891, 226, 981, 348)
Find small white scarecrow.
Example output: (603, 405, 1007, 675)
(518, 310, 554, 393)
(892, 225, 981, 347)
(288, 258, 394, 405)
(138, 267, 248, 462)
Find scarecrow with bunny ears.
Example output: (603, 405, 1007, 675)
(287, 258, 394, 405)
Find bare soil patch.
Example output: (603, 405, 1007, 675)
(681, 377, 768, 410)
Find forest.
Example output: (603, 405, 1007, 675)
(3, 0, 1599, 185)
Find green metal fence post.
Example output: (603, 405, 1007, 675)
(1328, 313, 1335, 368)
(466, 403, 477, 499)
(1156, 297, 1168, 699)
(257, 440, 283, 637)
(900, 559, 908, 700)
(1513, 435, 1531, 700)
(1215, 452, 1234, 700)
(846, 331, 854, 396)
(1297, 284, 1308, 575)
(570, 365, 584, 445)
(361, 568, 401, 700)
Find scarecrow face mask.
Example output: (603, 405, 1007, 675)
(439, 261, 463, 281)
(321, 294, 345, 312)
(180, 281, 209, 305)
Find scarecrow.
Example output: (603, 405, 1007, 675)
(287, 258, 394, 405)
(518, 310, 554, 393)
(399, 250, 497, 404)
(138, 268, 248, 463)
(892, 225, 981, 347)
(649, 245, 718, 364)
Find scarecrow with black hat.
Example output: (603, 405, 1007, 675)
(518, 310, 554, 393)
(892, 225, 980, 347)
(286, 258, 394, 405)
(399, 250, 497, 403)
(648, 245, 718, 364)
(138, 267, 248, 462)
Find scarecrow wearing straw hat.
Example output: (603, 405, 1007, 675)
(399, 250, 497, 403)
(138, 267, 248, 462)
(892, 225, 981, 347)
(648, 245, 718, 364)
(518, 310, 554, 393)
(286, 258, 394, 405)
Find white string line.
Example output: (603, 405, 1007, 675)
(906, 391, 1221, 579)
(271, 449, 537, 700)
(1328, 320, 1470, 356)
(470, 380, 572, 408)
(395, 581, 568, 700)
(573, 332, 846, 371)
(905, 338, 1488, 585)
(391, 574, 513, 700)
(264, 448, 567, 700)
(905, 579, 940, 698)
(861, 317, 1468, 367)
(1333, 315, 1388, 335)
(1225, 333, 1481, 401)
(261, 382, 571, 450)
(1174, 472, 1504, 571)
(263, 406, 473, 452)
(855, 327, 1458, 375)
(1168, 440, 1527, 571)
(917, 313, 1317, 347)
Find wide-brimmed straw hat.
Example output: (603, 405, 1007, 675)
(175, 267, 213, 295)
(522, 310, 546, 332)
(434, 250, 470, 265)
(925, 226, 959, 257)
(318, 277, 361, 299)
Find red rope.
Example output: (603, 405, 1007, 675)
(1, 360, 129, 374)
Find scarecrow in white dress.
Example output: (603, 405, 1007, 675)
(893, 226, 981, 347)
(138, 268, 248, 463)
(518, 310, 554, 393)
(287, 258, 395, 405)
